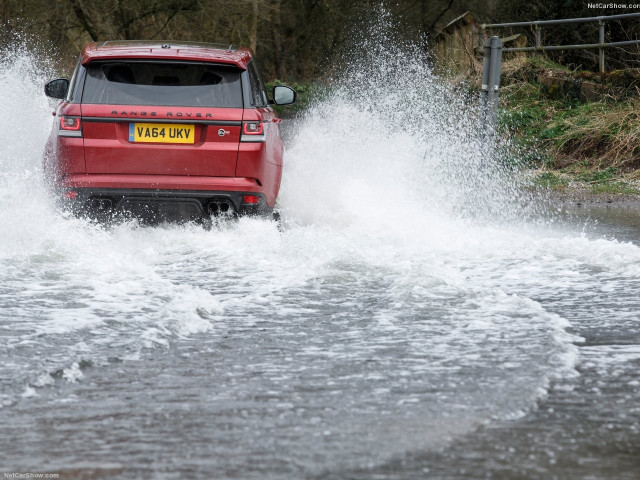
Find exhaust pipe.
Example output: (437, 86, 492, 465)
(207, 199, 234, 216)
(89, 198, 113, 210)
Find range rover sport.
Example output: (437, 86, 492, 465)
(44, 40, 296, 223)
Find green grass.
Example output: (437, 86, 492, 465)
(577, 166, 618, 183)
(531, 164, 640, 195)
(497, 56, 640, 179)
(530, 168, 640, 195)
(532, 171, 570, 190)
(590, 182, 640, 195)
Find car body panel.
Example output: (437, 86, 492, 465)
(44, 102, 86, 178)
(61, 173, 261, 191)
(80, 104, 243, 177)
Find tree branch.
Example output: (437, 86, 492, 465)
(66, 0, 99, 40)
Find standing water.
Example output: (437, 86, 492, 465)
(1, 25, 639, 479)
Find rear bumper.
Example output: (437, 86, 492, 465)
(59, 185, 271, 222)
(61, 174, 263, 193)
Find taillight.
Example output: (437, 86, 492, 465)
(243, 122, 263, 135)
(241, 121, 266, 142)
(242, 195, 260, 204)
(59, 116, 82, 137)
(60, 116, 80, 130)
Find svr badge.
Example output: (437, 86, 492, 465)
(218, 129, 230, 137)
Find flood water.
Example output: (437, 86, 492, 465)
(1, 35, 639, 479)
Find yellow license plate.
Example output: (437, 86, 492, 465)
(129, 123, 195, 144)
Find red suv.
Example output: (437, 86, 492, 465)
(44, 41, 295, 222)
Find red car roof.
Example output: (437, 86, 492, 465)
(81, 41, 252, 69)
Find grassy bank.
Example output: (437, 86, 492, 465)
(498, 56, 640, 196)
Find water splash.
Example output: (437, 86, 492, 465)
(280, 11, 536, 228)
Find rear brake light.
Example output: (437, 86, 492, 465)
(242, 195, 260, 204)
(243, 122, 263, 135)
(58, 116, 82, 137)
(64, 190, 78, 200)
(241, 122, 266, 142)
(60, 116, 81, 130)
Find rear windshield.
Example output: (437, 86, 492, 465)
(82, 61, 243, 107)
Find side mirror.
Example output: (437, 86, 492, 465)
(272, 85, 296, 106)
(44, 78, 70, 99)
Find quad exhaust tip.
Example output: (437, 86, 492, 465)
(88, 198, 113, 210)
(208, 200, 234, 216)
